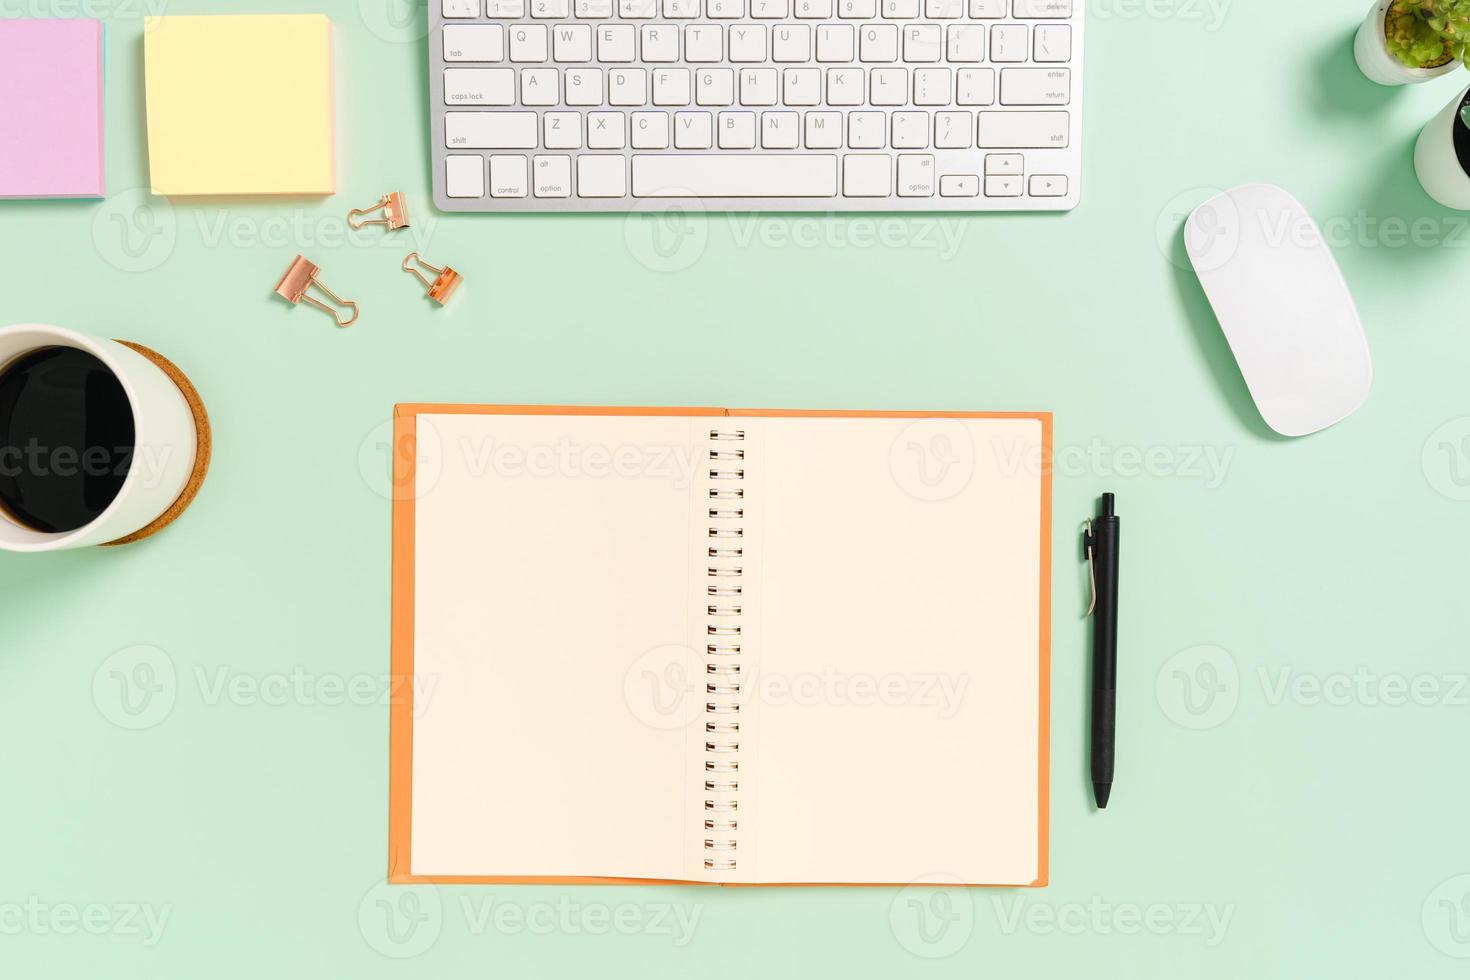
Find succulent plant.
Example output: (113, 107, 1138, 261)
(1386, 0, 1470, 68)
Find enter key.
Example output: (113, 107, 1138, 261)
(1000, 67, 1071, 106)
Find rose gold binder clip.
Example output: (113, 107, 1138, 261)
(347, 192, 410, 232)
(402, 252, 462, 306)
(274, 255, 360, 327)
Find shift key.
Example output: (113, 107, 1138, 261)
(446, 111, 539, 149)
(978, 111, 1069, 148)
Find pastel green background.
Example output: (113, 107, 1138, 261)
(2, 0, 1469, 975)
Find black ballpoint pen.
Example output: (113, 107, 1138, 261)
(1084, 493, 1120, 810)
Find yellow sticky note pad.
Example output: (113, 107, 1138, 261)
(144, 15, 334, 196)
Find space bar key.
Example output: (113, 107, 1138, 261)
(633, 155, 838, 198)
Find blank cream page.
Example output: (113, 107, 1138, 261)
(748, 415, 1046, 885)
(409, 413, 700, 879)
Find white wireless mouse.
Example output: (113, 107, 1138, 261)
(1185, 184, 1373, 437)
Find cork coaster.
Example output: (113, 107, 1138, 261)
(101, 341, 212, 547)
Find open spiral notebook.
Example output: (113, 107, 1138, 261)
(389, 405, 1052, 887)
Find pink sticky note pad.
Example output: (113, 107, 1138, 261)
(0, 19, 106, 199)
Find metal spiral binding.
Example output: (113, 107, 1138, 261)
(703, 427, 745, 871)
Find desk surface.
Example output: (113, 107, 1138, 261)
(3, 1, 1468, 976)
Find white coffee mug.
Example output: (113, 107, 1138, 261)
(0, 324, 198, 552)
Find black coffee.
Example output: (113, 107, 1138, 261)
(0, 347, 135, 533)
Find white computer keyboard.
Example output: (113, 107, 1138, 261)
(430, 0, 1083, 212)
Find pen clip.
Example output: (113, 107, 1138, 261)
(1082, 520, 1096, 617)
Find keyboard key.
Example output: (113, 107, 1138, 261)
(990, 25, 1027, 63)
(839, 0, 877, 15)
(968, 0, 1003, 15)
(620, 0, 658, 15)
(977, 110, 1068, 147)
(487, 0, 526, 14)
(675, 110, 715, 147)
(891, 110, 929, 148)
(534, 155, 573, 196)
(588, 110, 627, 147)
(554, 24, 593, 61)
(914, 67, 951, 105)
(985, 153, 1022, 175)
(633, 154, 838, 196)
(860, 25, 898, 62)
(751, 0, 790, 16)
(642, 25, 678, 62)
(490, 155, 529, 197)
(946, 24, 984, 62)
(521, 67, 559, 106)
(805, 110, 842, 148)
(632, 110, 671, 147)
(849, 111, 886, 148)
(985, 174, 1021, 196)
(654, 67, 692, 104)
(530, 0, 570, 17)
(939, 174, 978, 197)
(827, 68, 864, 105)
(697, 67, 735, 104)
(575, 0, 614, 15)
(446, 155, 486, 197)
(1014, 0, 1072, 16)
(957, 67, 995, 105)
(565, 67, 605, 105)
(817, 25, 854, 62)
(903, 25, 941, 63)
(784, 67, 821, 105)
(664, 0, 700, 15)
(795, 0, 833, 16)
(610, 67, 649, 105)
(446, 111, 539, 148)
(739, 68, 778, 105)
(718, 110, 757, 147)
(897, 154, 934, 196)
(444, 0, 481, 17)
(1034, 24, 1071, 62)
(935, 110, 972, 148)
(1000, 67, 1070, 105)
(544, 110, 583, 147)
(926, 0, 963, 16)
(598, 24, 636, 60)
(444, 68, 515, 105)
(842, 154, 890, 196)
(707, 0, 744, 14)
(773, 25, 811, 62)
(685, 24, 723, 61)
(578, 155, 627, 197)
(509, 24, 548, 61)
(870, 68, 907, 106)
(443, 25, 504, 62)
(1029, 174, 1068, 197)
(761, 111, 800, 147)
(881, 0, 919, 16)
(729, 25, 767, 62)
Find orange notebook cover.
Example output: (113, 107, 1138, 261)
(390, 405, 1052, 887)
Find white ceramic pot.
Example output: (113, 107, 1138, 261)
(0, 324, 198, 552)
(1416, 84, 1470, 208)
(1356, 0, 1460, 86)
